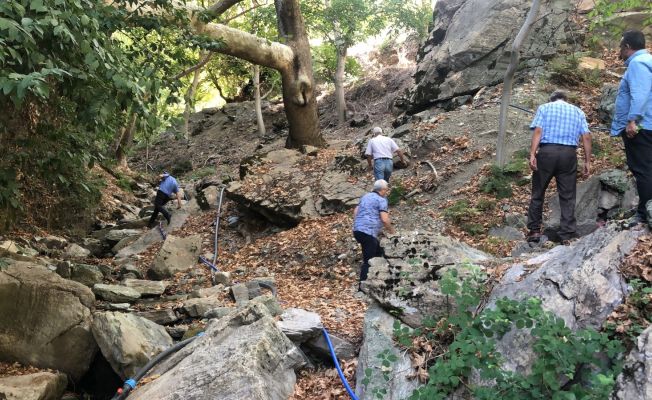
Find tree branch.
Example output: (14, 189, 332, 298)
(221, 2, 265, 24)
(191, 19, 294, 73)
(171, 52, 214, 81)
(207, 0, 245, 18)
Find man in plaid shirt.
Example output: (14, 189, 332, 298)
(526, 90, 592, 244)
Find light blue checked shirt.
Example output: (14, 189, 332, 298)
(530, 100, 590, 146)
(610, 49, 652, 136)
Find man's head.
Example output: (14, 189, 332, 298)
(373, 179, 389, 197)
(549, 90, 567, 102)
(159, 172, 170, 181)
(619, 30, 645, 61)
(372, 127, 383, 136)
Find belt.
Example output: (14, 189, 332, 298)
(375, 157, 392, 160)
(539, 143, 576, 148)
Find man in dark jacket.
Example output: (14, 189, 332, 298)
(148, 172, 181, 227)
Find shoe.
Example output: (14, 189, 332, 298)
(526, 231, 542, 243)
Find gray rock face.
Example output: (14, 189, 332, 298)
(277, 308, 323, 342)
(93, 284, 141, 303)
(613, 325, 652, 400)
(122, 279, 169, 297)
(182, 296, 224, 318)
(64, 243, 91, 258)
(128, 303, 305, 400)
(355, 303, 421, 399)
(148, 234, 202, 280)
(135, 309, 179, 325)
(0, 372, 67, 400)
(305, 331, 356, 361)
(197, 185, 222, 210)
(104, 229, 142, 245)
(487, 225, 643, 375)
(0, 261, 97, 380)
(364, 232, 491, 327)
(70, 263, 104, 287)
(546, 175, 601, 240)
(407, 0, 572, 112)
(598, 84, 618, 123)
(231, 283, 250, 306)
(226, 148, 367, 226)
(91, 311, 173, 379)
(488, 226, 525, 241)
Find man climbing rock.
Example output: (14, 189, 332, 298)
(352, 179, 395, 286)
(365, 126, 406, 182)
(148, 172, 181, 228)
(611, 30, 652, 228)
(526, 90, 591, 244)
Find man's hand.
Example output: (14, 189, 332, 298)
(583, 162, 591, 177)
(626, 120, 639, 138)
(529, 154, 537, 171)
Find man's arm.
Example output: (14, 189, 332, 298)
(366, 155, 373, 170)
(529, 127, 543, 171)
(176, 192, 182, 209)
(353, 206, 359, 218)
(625, 61, 652, 137)
(380, 211, 394, 234)
(581, 133, 591, 176)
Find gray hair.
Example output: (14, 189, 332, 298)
(373, 179, 388, 191)
(372, 126, 383, 135)
(549, 90, 567, 102)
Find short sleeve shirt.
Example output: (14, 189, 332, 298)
(365, 135, 399, 159)
(353, 192, 388, 237)
(529, 100, 590, 146)
(159, 176, 179, 197)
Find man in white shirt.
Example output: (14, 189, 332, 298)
(365, 127, 406, 182)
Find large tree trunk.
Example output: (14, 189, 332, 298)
(274, 0, 324, 148)
(496, 0, 541, 167)
(253, 64, 266, 135)
(192, 16, 324, 147)
(334, 45, 347, 125)
(115, 113, 138, 169)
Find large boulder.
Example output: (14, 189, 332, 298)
(122, 279, 169, 297)
(598, 84, 618, 123)
(93, 283, 141, 303)
(0, 261, 97, 380)
(487, 224, 643, 375)
(406, 0, 573, 112)
(226, 148, 366, 226)
(612, 325, 652, 400)
(545, 175, 601, 240)
(127, 303, 306, 400)
(69, 263, 104, 287)
(363, 232, 491, 327)
(0, 372, 67, 400)
(277, 308, 323, 342)
(355, 302, 421, 399)
(148, 234, 202, 280)
(91, 311, 173, 379)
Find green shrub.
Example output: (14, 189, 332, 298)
(185, 166, 216, 180)
(443, 200, 479, 224)
(399, 269, 624, 400)
(388, 182, 407, 206)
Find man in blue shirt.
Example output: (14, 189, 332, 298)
(352, 179, 395, 284)
(611, 30, 652, 227)
(526, 90, 591, 243)
(147, 172, 181, 228)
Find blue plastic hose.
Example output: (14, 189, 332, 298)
(322, 328, 359, 400)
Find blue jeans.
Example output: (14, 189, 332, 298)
(373, 158, 393, 182)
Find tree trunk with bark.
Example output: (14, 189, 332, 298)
(496, 0, 541, 167)
(115, 113, 138, 169)
(253, 64, 265, 135)
(124, 0, 325, 147)
(334, 45, 347, 125)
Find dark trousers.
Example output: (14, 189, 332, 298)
(148, 190, 171, 226)
(622, 129, 652, 221)
(527, 145, 578, 240)
(353, 231, 383, 282)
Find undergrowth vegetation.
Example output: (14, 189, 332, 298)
(394, 267, 624, 400)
